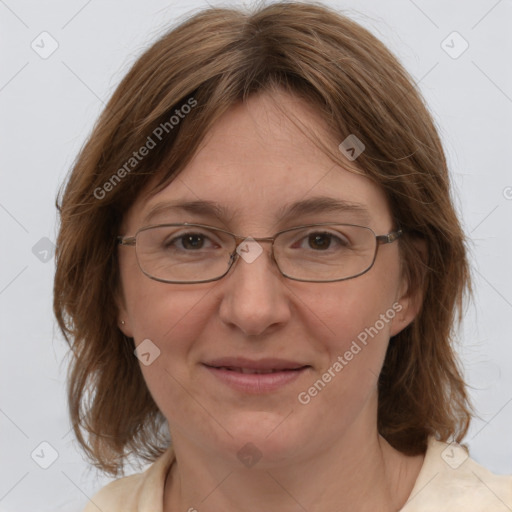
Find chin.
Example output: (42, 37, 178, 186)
(211, 410, 310, 467)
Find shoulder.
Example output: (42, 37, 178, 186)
(82, 446, 175, 512)
(401, 437, 512, 511)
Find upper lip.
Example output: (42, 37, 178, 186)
(203, 357, 309, 371)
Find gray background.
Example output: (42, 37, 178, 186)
(1, 0, 511, 510)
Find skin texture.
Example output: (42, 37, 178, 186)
(117, 90, 425, 512)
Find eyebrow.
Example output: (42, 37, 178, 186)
(142, 196, 371, 226)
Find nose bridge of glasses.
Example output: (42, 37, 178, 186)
(233, 234, 275, 244)
(232, 234, 274, 256)
(231, 234, 278, 267)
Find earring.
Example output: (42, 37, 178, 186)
(121, 320, 125, 325)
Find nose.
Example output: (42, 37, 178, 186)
(217, 240, 291, 337)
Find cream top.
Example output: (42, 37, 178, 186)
(83, 437, 512, 511)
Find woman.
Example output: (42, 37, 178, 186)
(53, 2, 512, 511)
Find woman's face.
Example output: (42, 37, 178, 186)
(118, 90, 418, 466)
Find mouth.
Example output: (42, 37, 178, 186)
(202, 358, 311, 394)
(211, 366, 304, 374)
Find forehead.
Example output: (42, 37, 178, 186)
(124, 90, 391, 233)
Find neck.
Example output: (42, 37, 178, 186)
(163, 423, 424, 512)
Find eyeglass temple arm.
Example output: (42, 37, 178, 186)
(376, 229, 402, 245)
(117, 236, 136, 246)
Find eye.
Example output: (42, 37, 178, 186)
(294, 231, 350, 251)
(179, 233, 207, 250)
(307, 232, 333, 251)
(164, 231, 220, 251)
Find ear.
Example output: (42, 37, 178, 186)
(115, 282, 134, 338)
(389, 238, 427, 337)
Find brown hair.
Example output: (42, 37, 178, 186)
(54, 1, 473, 476)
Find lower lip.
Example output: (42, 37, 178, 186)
(203, 365, 309, 394)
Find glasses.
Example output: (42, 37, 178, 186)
(117, 222, 402, 284)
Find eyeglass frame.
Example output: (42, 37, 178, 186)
(117, 222, 403, 284)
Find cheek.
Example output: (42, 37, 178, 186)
(311, 276, 399, 342)
(294, 271, 402, 430)
(125, 281, 219, 432)
(301, 254, 403, 371)
(119, 252, 217, 408)
(127, 282, 214, 351)
(119, 248, 206, 340)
